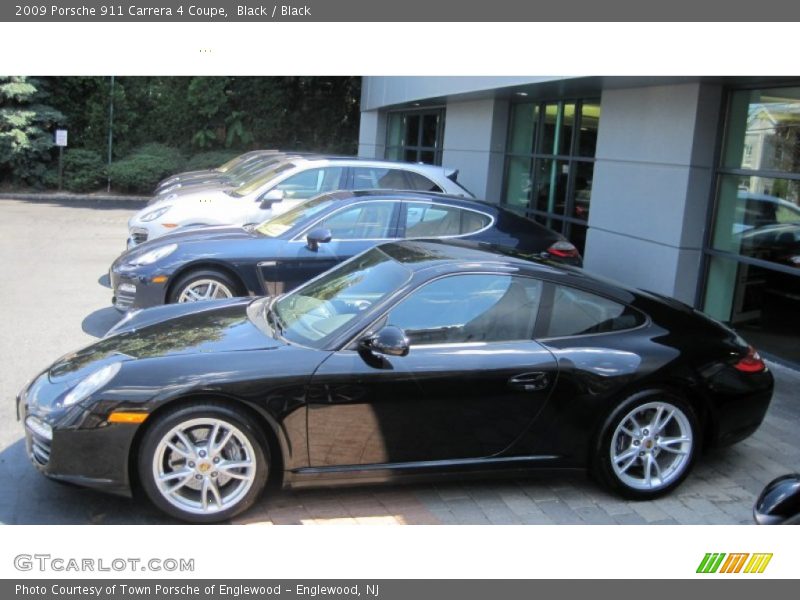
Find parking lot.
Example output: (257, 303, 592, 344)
(1, 196, 799, 525)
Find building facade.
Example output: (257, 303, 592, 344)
(358, 76, 800, 365)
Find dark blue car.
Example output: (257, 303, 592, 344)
(110, 190, 582, 311)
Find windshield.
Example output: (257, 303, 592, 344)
(217, 153, 252, 173)
(225, 156, 282, 187)
(255, 195, 338, 237)
(230, 163, 295, 197)
(271, 247, 412, 347)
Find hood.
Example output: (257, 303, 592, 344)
(48, 300, 280, 384)
(119, 225, 259, 264)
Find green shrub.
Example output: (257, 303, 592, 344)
(61, 149, 106, 192)
(108, 144, 185, 193)
(184, 150, 240, 171)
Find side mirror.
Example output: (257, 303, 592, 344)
(754, 474, 800, 525)
(306, 228, 332, 252)
(259, 188, 285, 209)
(360, 325, 410, 358)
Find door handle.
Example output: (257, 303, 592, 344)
(508, 372, 549, 392)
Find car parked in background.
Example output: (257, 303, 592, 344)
(111, 190, 581, 311)
(22, 240, 774, 522)
(154, 150, 279, 194)
(128, 157, 472, 248)
(153, 150, 287, 197)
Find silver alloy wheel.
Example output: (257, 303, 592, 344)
(610, 401, 693, 491)
(177, 279, 234, 303)
(152, 417, 257, 515)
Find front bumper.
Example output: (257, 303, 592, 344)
(17, 394, 136, 497)
(110, 268, 168, 312)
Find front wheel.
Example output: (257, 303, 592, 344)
(168, 269, 240, 304)
(593, 391, 699, 499)
(138, 403, 269, 523)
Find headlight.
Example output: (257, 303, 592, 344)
(62, 362, 122, 407)
(140, 206, 172, 222)
(129, 243, 177, 266)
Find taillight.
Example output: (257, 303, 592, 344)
(547, 241, 580, 259)
(734, 346, 766, 373)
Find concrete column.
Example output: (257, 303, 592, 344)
(584, 83, 722, 303)
(441, 98, 509, 201)
(357, 109, 386, 159)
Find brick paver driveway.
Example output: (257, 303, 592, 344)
(1, 197, 797, 525)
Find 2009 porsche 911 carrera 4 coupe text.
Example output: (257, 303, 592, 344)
(19, 241, 773, 522)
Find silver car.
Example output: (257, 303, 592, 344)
(127, 156, 474, 247)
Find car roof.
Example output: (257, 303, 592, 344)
(279, 155, 455, 175)
(375, 239, 639, 304)
(313, 189, 495, 211)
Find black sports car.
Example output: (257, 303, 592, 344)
(21, 240, 773, 522)
(109, 190, 581, 311)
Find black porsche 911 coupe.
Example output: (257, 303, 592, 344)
(20, 240, 773, 522)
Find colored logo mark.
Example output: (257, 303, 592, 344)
(696, 553, 773, 574)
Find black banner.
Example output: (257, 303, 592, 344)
(3, 0, 800, 22)
(4, 580, 798, 600)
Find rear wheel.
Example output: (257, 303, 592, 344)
(168, 269, 241, 304)
(138, 403, 269, 523)
(593, 390, 699, 499)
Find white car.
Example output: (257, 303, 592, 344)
(127, 157, 474, 247)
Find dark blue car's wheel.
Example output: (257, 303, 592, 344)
(168, 269, 241, 304)
(593, 390, 700, 500)
(138, 402, 269, 523)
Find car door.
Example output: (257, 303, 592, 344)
(260, 201, 402, 294)
(306, 273, 559, 467)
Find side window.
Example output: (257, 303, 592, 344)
(387, 274, 543, 345)
(405, 171, 444, 192)
(544, 285, 644, 337)
(319, 203, 396, 240)
(352, 167, 408, 190)
(404, 203, 491, 237)
(274, 167, 345, 199)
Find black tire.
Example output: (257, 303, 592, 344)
(167, 268, 242, 304)
(138, 402, 269, 523)
(591, 390, 700, 500)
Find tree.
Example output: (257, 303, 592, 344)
(0, 77, 65, 185)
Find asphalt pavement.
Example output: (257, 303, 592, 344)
(1, 197, 798, 525)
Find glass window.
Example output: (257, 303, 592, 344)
(578, 100, 601, 157)
(387, 275, 543, 345)
(273, 167, 345, 200)
(384, 108, 444, 166)
(404, 171, 443, 192)
(544, 286, 643, 338)
(722, 87, 800, 174)
(351, 167, 407, 190)
(711, 174, 800, 266)
(403, 202, 490, 237)
(273, 248, 412, 347)
(705, 86, 800, 367)
(501, 98, 600, 255)
(320, 203, 396, 240)
(508, 103, 538, 155)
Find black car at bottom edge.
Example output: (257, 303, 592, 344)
(20, 240, 773, 522)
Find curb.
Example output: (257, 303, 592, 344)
(0, 192, 149, 206)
